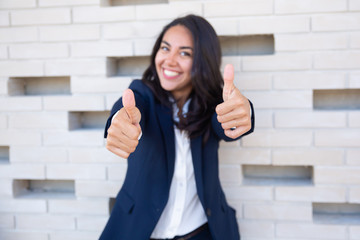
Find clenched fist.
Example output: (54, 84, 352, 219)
(215, 64, 252, 139)
(106, 89, 142, 158)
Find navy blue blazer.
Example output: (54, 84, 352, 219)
(99, 80, 254, 240)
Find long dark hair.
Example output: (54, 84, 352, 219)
(142, 14, 223, 141)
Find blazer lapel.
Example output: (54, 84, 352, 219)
(191, 136, 204, 204)
(155, 103, 175, 188)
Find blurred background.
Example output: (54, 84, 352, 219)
(0, 0, 359, 239)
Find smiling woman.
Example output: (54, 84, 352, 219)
(101, 14, 255, 240)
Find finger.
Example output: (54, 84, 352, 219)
(122, 89, 141, 125)
(107, 135, 138, 155)
(106, 144, 131, 159)
(224, 124, 251, 139)
(223, 64, 235, 101)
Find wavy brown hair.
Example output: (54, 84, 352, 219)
(142, 14, 223, 141)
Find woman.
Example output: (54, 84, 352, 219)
(101, 14, 254, 240)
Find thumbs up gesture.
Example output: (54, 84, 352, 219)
(106, 89, 142, 158)
(215, 64, 251, 139)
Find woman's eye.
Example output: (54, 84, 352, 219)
(160, 46, 169, 51)
(180, 51, 191, 57)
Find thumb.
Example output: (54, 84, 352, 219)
(122, 89, 139, 124)
(222, 64, 235, 101)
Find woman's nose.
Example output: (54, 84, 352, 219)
(165, 51, 177, 65)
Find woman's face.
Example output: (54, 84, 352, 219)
(155, 25, 194, 101)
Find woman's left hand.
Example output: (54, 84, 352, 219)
(215, 64, 252, 139)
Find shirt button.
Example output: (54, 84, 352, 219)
(206, 208, 211, 217)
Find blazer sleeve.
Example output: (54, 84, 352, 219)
(211, 100, 255, 142)
(104, 80, 148, 138)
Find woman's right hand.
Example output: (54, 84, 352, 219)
(106, 89, 142, 159)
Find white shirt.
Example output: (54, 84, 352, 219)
(150, 100, 207, 238)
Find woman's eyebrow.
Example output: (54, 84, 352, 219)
(161, 40, 193, 50)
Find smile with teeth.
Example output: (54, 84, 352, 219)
(163, 69, 180, 78)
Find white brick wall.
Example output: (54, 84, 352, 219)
(0, 1, 359, 239)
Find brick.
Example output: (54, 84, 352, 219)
(106, 93, 122, 110)
(69, 147, 124, 163)
(9, 112, 68, 129)
(0, 130, 41, 146)
(9, 43, 68, 59)
(0, 114, 7, 129)
(314, 167, 360, 184)
(49, 198, 108, 215)
(11, 8, 71, 26)
(0, 163, 45, 179)
(16, 214, 75, 230)
(76, 215, 108, 231)
(40, 25, 100, 42)
(75, 180, 121, 197)
(0, 0, 36, 9)
(221, 56, 242, 72)
(207, 19, 238, 36)
(0, 27, 38, 43)
(349, 112, 360, 128)
(234, 73, 272, 90)
(219, 148, 271, 165)
(239, 220, 275, 238)
(238, 16, 310, 34)
(10, 146, 68, 163)
(314, 52, 360, 69)
(347, 149, 360, 165)
(243, 91, 312, 109)
(71, 41, 132, 57)
(273, 72, 346, 90)
(275, 111, 346, 128)
(273, 149, 344, 166)
(312, 13, 360, 31)
(350, 33, 360, 48)
(43, 130, 104, 146)
(276, 186, 346, 202)
(0, 214, 14, 229)
(46, 164, 106, 180)
(49, 231, 99, 240)
(223, 186, 273, 201)
(0, 231, 48, 240)
(219, 164, 242, 184)
(0, 11, 9, 26)
(107, 163, 128, 180)
(204, 0, 272, 17)
(350, 226, 360, 240)
(350, 0, 360, 10)
(134, 38, 156, 56)
(0, 180, 12, 197)
(0, 61, 43, 77)
(0, 44, 7, 59)
(39, 0, 99, 7)
(252, 110, 272, 128)
(0, 97, 42, 111)
(275, 33, 348, 51)
(45, 59, 107, 76)
(275, 0, 347, 14)
(350, 73, 360, 88)
(73, 6, 135, 23)
(136, 2, 202, 20)
(277, 223, 346, 239)
(350, 187, 360, 203)
(243, 130, 313, 147)
(0, 199, 47, 213)
(43, 95, 105, 111)
(103, 21, 166, 39)
(244, 202, 312, 221)
(71, 76, 132, 94)
(243, 53, 312, 72)
(315, 130, 360, 147)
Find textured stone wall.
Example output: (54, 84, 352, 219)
(0, 0, 359, 239)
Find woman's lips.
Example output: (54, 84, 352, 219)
(163, 68, 180, 79)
